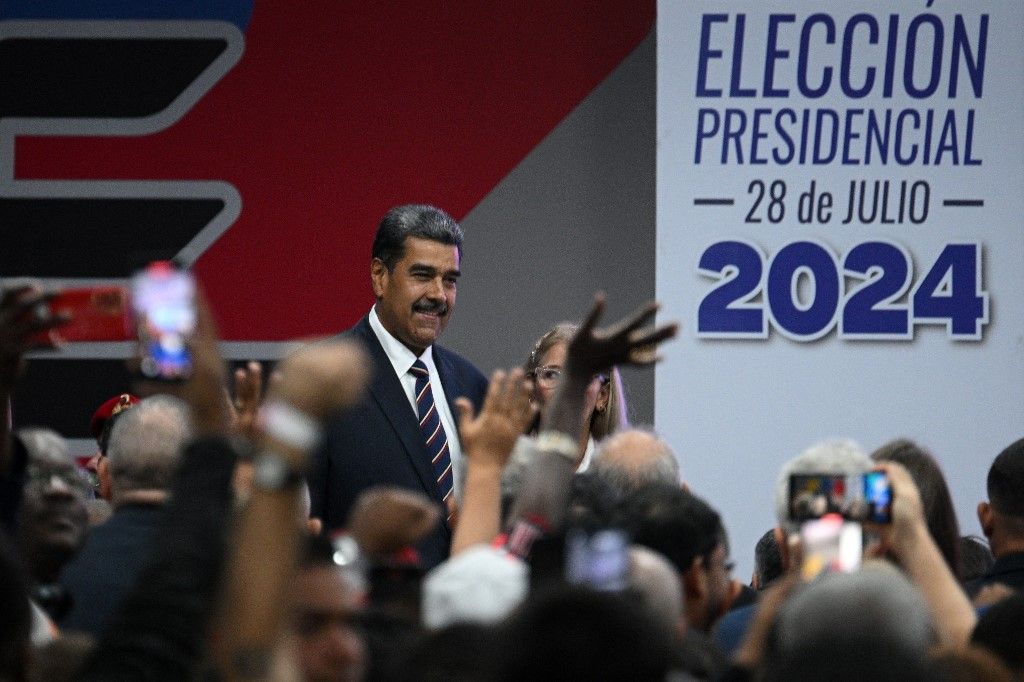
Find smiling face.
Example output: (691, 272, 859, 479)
(532, 341, 609, 420)
(372, 236, 460, 355)
(19, 441, 89, 579)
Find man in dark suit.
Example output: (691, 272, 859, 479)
(60, 395, 192, 635)
(310, 205, 487, 568)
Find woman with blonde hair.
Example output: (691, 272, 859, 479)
(523, 322, 629, 469)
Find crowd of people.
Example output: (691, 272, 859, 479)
(1, 204, 1022, 681)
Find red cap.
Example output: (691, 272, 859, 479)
(89, 394, 140, 442)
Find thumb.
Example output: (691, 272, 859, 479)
(455, 397, 475, 429)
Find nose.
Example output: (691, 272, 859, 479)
(426, 276, 445, 300)
(44, 474, 76, 499)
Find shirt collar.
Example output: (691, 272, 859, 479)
(369, 305, 435, 376)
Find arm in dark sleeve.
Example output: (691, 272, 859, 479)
(0, 432, 28, 535)
(77, 435, 239, 681)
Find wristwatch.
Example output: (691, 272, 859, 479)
(252, 452, 305, 491)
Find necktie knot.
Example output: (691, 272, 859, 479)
(409, 359, 429, 378)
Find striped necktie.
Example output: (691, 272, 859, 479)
(409, 359, 454, 514)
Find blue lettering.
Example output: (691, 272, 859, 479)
(764, 14, 795, 97)
(949, 14, 987, 97)
(842, 109, 864, 165)
(798, 14, 835, 98)
(730, 15, 757, 97)
(694, 108, 721, 163)
(841, 14, 878, 98)
(696, 14, 728, 97)
(904, 14, 943, 98)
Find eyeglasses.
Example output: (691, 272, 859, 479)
(531, 365, 562, 388)
(530, 366, 609, 389)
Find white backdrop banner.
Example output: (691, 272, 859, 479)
(656, 0, 1024, 576)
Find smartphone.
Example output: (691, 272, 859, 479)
(565, 528, 629, 592)
(863, 471, 893, 524)
(799, 515, 862, 580)
(789, 474, 856, 521)
(131, 262, 196, 381)
(26, 286, 131, 345)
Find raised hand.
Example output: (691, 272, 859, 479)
(347, 486, 441, 559)
(0, 285, 67, 395)
(455, 368, 536, 473)
(270, 341, 370, 420)
(565, 293, 679, 379)
(229, 361, 265, 437)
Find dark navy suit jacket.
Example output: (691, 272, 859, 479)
(309, 315, 488, 568)
(60, 503, 165, 635)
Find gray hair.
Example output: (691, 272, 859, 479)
(628, 545, 684, 640)
(773, 561, 935, 656)
(371, 204, 463, 271)
(592, 428, 680, 497)
(774, 438, 872, 533)
(107, 395, 193, 493)
(17, 427, 70, 464)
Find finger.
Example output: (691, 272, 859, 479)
(608, 300, 661, 339)
(0, 284, 42, 311)
(497, 368, 522, 411)
(244, 360, 264, 399)
(454, 396, 476, 430)
(629, 321, 679, 347)
(514, 377, 538, 426)
(233, 367, 247, 403)
(577, 292, 607, 336)
(482, 369, 506, 412)
(627, 324, 680, 361)
(503, 367, 527, 407)
(222, 387, 238, 416)
(0, 291, 50, 328)
(268, 369, 283, 392)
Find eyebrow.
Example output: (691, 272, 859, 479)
(408, 263, 460, 278)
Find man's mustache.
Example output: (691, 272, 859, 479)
(413, 299, 449, 316)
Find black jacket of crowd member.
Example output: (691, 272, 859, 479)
(76, 435, 237, 681)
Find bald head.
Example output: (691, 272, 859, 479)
(628, 545, 685, 640)
(592, 429, 680, 497)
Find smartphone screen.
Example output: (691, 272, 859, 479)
(131, 262, 196, 380)
(863, 471, 893, 523)
(565, 528, 629, 592)
(26, 286, 131, 345)
(799, 516, 862, 580)
(789, 474, 854, 521)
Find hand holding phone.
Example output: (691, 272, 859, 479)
(799, 516, 862, 580)
(131, 262, 196, 381)
(788, 472, 892, 524)
(26, 286, 131, 346)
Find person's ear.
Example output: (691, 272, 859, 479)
(774, 526, 791, 571)
(978, 501, 994, 538)
(370, 258, 388, 299)
(682, 558, 708, 602)
(97, 456, 112, 500)
(595, 380, 610, 412)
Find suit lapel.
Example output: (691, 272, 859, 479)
(433, 347, 464, 439)
(355, 318, 438, 500)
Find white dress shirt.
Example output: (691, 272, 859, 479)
(368, 306, 464, 496)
